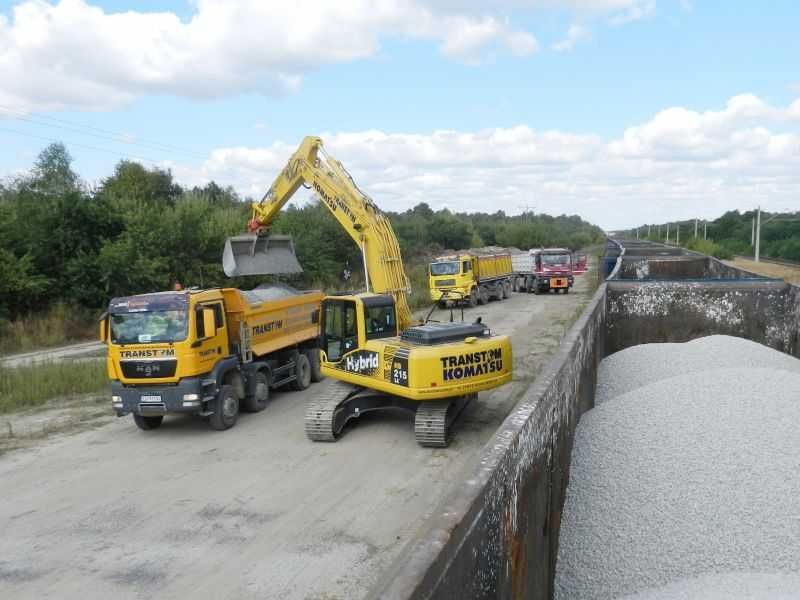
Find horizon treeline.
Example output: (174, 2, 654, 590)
(0, 143, 604, 321)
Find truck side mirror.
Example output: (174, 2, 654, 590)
(202, 308, 216, 339)
(99, 312, 108, 343)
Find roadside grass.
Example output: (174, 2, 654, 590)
(0, 359, 109, 414)
(0, 303, 98, 356)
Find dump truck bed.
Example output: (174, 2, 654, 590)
(221, 285, 323, 359)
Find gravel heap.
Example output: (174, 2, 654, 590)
(555, 336, 800, 600)
(595, 335, 800, 405)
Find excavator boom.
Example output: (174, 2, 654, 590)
(224, 136, 412, 329)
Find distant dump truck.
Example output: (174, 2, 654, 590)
(512, 248, 575, 294)
(100, 284, 324, 431)
(429, 252, 513, 307)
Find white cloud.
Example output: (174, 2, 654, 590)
(608, 0, 655, 25)
(0, 0, 659, 113)
(552, 24, 590, 52)
(175, 94, 800, 229)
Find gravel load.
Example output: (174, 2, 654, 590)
(555, 336, 800, 600)
(595, 335, 800, 405)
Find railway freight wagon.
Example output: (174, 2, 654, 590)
(374, 239, 800, 600)
(512, 248, 575, 294)
(429, 252, 513, 307)
(101, 284, 324, 431)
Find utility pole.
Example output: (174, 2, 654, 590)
(751, 217, 755, 247)
(677, 224, 680, 245)
(694, 218, 698, 238)
(666, 223, 670, 242)
(755, 206, 761, 262)
(648, 224, 651, 238)
(704, 221, 707, 240)
(636, 228, 640, 240)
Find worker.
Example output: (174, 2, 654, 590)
(174, 281, 183, 291)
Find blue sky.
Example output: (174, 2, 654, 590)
(0, 0, 798, 228)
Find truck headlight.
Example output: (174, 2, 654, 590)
(111, 395, 123, 407)
(182, 393, 200, 407)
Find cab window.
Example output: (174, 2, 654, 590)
(364, 303, 396, 340)
(323, 300, 358, 361)
(195, 302, 224, 339)
(463, 260, 471, 273)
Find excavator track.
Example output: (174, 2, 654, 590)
(414, 393, 477, 448)
(304, 381, 354, 442)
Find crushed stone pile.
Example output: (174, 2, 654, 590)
(595, 335, 800, 405)
(555, 336, 800, 600)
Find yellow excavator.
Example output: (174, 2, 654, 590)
(223, 136, 512, 446)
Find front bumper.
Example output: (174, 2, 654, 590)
(430, 288, 469, 303)
(111, 377, 210, 416)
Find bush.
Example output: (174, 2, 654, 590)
(0, 303, 98, 356)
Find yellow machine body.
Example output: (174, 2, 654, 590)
(319, 294, 512, 401)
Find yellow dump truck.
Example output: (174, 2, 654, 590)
(429, 252, 514, 307)
(100, 284, 323, 431)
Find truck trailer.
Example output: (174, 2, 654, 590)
(429, 252, 513, 307)
(512, 248, 575, 294)
(100, 283, 324, 431)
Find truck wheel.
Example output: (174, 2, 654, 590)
(502, 281, 511, 299)
(242, 371, 269, 412)
(292, 354, 312, 391)
(478, 288, 488, 305)
(305, 348, 324, 383)
(210, 385, 238, 430)
(468, 290, 478, 307)
(133, 414, 163, 430)
(563, 287, 570, 294)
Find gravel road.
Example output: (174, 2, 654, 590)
(0, 340, 105, 368)
(0, 273, 595, 600)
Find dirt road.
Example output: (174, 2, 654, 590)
(0, 340, 105, 368)
(0, 274, 595, 600)
(723, 256, 800, 285)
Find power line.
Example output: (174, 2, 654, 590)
(0, 124, 168, 166)
(0, 104, 209, 161)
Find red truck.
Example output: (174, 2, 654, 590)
(511, 248, 575, 294)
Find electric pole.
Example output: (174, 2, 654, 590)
(694, 218, 698, 238)
(755, 207, 761, 262)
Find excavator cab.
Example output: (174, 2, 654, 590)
(222, 234, 303, 277)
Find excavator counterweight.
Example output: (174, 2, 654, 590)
(222, 234, 303, 277)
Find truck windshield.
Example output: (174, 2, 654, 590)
(111, 310, 188, 344)
(542, 254, 571, 266)
(430, 261, 460, 276)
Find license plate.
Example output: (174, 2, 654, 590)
(552, 279, 567, 288)
(140, 395, 162, 403)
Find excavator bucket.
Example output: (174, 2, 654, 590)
(222, 234, 303, 277)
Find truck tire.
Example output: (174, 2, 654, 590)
(242, 371, 269, 412)
(468, 289, 478, 307)
(292, 354, 312, 391)
(133, 414, 163, 430)
(478, 287, 488, 305)
(210, 385, 239, 430)
(502, 281, 511, 299)
(305, 348, 324, 383)
(563, 287, 570, 294)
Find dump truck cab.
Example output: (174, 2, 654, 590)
(104, 289, 230, 417)
(428, 255, 474, 305)
(532, 248, 574, 293)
